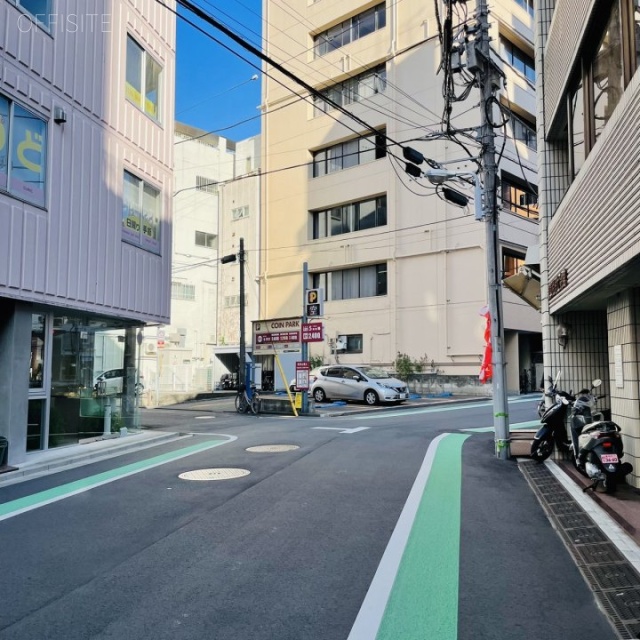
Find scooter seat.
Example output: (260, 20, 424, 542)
(581, 420, 620, 435)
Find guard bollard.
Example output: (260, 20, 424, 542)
(0, 436, 8, 467)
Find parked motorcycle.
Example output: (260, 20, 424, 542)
(537, 371, 562, 419)
(530, 374, 574, 462)
(569, 380, 632, 494)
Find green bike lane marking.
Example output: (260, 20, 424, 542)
(348, 432, 469, 640)
(461, 419, 540, 433)
(0, 436, 234, 522)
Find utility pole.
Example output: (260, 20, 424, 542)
(239, 237, 246, 388)
(301, 263, 309, 415)
(221, 237, 247, 388)
(470, 0, 510, 458)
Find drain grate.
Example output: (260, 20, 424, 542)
(584, 563, 640, 592)
(547, 500, 585, 516)
(560, 526, 609, 546)
(573, 542, 626, 566)
(539, 487, 573, 504)
(556, 513, 596, 529)
(601, 588, 640, 622)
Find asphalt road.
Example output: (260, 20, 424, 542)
(0, 397, 616, 639)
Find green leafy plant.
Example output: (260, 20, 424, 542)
(309, 354, 324, 369)
(393, 352, 432, 381)
(394, 352, 414, 381)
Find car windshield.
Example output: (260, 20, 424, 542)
(355, 366, 391, 379)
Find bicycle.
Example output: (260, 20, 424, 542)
(235, 384, 261, 415)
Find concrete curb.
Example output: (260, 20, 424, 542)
(316, 396, 489, 417)
(0, 431, 188, 488)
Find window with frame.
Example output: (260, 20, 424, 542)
(224, 294, 247, 307)
(122, 170, 161, 254)
(314, 3, 386, 58)
(314, 65, 387, 115)
(501, 37, 535, 83)
(232, 206, 249, 220)
(514, 0, 534, 17)
(312, 130, 386, 178)
(312, 195, 387, 239)
(196, 176, 218, 194)
(171, 282, 196, 301)
(15, 0, 52, 30)
(566, 0, 639, 180)
(126, 35, 162, 121)
(500, 173, 538, 219)
(312, 263, 387, 300)
(509, 114, 537, 150)
(502, 249, 526, 278)
(336, 335, 363, 353)
(195, 231, 217, 248)
(0, 93, 47, 207)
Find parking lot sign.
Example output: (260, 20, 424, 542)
(305, 288, 324, 317)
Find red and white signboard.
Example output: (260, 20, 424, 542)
(252, 317, 302, 354)
(301, 322, 324, 342)
(295, 361, 311, 390)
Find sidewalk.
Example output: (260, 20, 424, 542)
(0, 430, 186, 488)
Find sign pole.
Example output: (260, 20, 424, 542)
(301, 262, 309, 414)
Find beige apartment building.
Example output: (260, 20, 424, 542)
(261, 0, 541, 392)
(536, 0, 640, 484)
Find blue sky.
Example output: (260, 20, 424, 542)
(174, 2, 263, 142)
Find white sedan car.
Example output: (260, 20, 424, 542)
(297, 365, 409, 405)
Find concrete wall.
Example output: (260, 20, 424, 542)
(0, 303, 30, 460)
(607, 291, 640, 486)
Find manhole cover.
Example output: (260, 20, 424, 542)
(246, 445, 300, 453)
(179, 468, 250, 481)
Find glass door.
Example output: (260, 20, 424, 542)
(28, 313, 48, 451)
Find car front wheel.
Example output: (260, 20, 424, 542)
(313, 388, 327, 403)
(364, 389, 379, 406)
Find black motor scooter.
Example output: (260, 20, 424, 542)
(530, 375, 574, 463)
(570, 380, 632, 494)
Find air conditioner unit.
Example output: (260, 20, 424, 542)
(145, 343, 157, 354)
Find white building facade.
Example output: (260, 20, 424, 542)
(536, 0, 640, 485)
(0, 1, 175, 465)
(215, 136, 262, 387)
(141, 124, 235, 405)
(260, 0, 541, 394)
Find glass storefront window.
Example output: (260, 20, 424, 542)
(27, 399, 45, 451)
(48, 315, 140, 448)
(30, 314, 45, 388)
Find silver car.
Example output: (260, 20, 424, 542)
(310, 365, 409, 405)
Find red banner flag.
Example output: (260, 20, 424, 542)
(479, 307, 492, 383)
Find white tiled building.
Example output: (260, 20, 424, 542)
(0, 1, 175, 465)
(536, 0, 640, 485)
